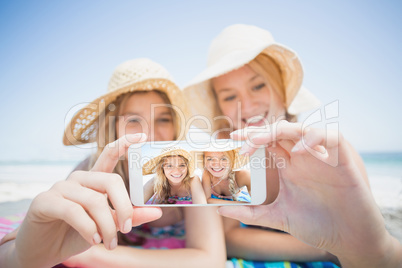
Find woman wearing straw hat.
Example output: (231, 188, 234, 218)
(184, 24, 402, 266)
(0, 58, 225, 267)
(142, 146, 207, 205)
(193, 145, 251, 204)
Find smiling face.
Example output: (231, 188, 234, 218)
(204, 151, 231, 178)
(116, 91, 175, 141)
(162, 156, 188, 185)
(212, 65, 286, 130)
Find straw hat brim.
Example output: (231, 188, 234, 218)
(64, 78, 190, 146)
(142, 149, 195, 177)
(183, 44, 321, 131)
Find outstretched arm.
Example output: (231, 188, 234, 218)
(218, 121, 402, 267)
(0, 134, 162, 268)
(64, 206, 227, 268)
(143, 177, 155, 203)
(190, 175, 207, 204)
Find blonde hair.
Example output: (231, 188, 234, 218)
(204, 150, 239, 200)
(152, 155, 192, 204)
(88, 90, 177, 191)
(248, 54, 297, 122)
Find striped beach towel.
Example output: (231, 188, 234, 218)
(229, 259, 339, 268)
(0, 214, 339, 268)
(0, 213, 25, 240)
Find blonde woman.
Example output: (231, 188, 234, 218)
(0, 58, 225, 268)
(184, 24, 347, 264)
(184, 24, 402, 266)
(143, 146, 207, 205)
(195, 147, 251, 204)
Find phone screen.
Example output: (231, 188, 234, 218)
(129, 139, 266, 206)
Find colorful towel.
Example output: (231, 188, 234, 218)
(124, 220, 186, 249)
(229, 259, 339, 268)
(0, 214, 339, 268)
(0, 213, 25, 241)
(146, 194, 192, 204)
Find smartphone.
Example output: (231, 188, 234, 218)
(129, 139, 266, 206)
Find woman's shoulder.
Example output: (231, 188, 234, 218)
(235, 169, 250, 177)
(234, 169, 251, 184)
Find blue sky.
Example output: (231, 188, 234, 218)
(0, 0, 401, 161)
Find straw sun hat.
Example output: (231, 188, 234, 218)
(192, 144, 249, 172)
(183, 24, 321, 131)
(142, 146, 195, 177)
(63, 58, 190, 146)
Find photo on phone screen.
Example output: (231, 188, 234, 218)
(129, 139, 266, 206)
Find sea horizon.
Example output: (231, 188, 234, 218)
(0, 151, 401, 206)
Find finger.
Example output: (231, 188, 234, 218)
(131, 207, 163, 226)
(234, 121, 306, 156)
(91, 133, 147, 173)
(51, 181, 118, 250)
(68, 171, 134, 234)
(291, 129, 343, 167)
(291, 128, 340, 153)
(266, 144, 291, 169)
(32, 191, 100, 247)
(276, 140, 296, 154)
(217, 205, 285, 232)
(232, 127, 272, 156)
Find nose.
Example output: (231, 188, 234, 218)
(211, 159, 220, 166)
(172, 165, 180, 171)
(239, 94, 258, 119)
(142, 119, 156, 142)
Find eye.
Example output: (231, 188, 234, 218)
(206, 157, 212, 161)
(252, 83, 266, 91)
(128, 118, 140, 123)
(223, 95, 236, 102)
(179, 164, 186, 168)
(156, 117, 172, 124)
(125, 116, 142, 124)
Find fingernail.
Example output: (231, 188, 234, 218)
(123, 218, 132, 233)
(216, 208, 221, 215)
(136, 133, 147, 139)
(93, 233, 102, 245)
(230, 129, 241, 138)
(291, 141, 303, 153)
(109, 237, 117, 250)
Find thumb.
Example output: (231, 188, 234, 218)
(91, 133, 147, 173)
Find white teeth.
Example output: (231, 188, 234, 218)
(171, 174, 182, 178)
(212, 168, 224, 172)
(246, 113, 266, 124)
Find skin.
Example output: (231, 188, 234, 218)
(213, 65, 286, 131)
(116, 91, 176, 176)
(163, 156, 188, 186)
(201, 151, 251, 204)
(0, 134, 162, 268)
(219, 124, 402, 267)
(0, 91, 225, 268)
